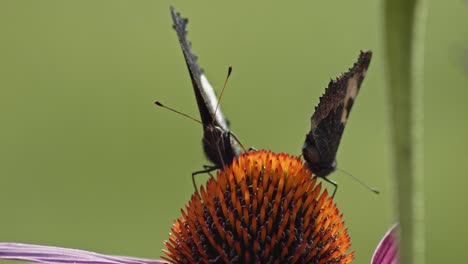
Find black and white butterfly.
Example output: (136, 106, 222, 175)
(170, 7, 244, 189)
(302, 51, 374, 196)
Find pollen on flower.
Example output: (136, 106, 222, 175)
(162, 150, 354, 264)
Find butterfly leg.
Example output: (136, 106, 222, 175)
(248, 147, 257, 152)
(321, 177, 338, 198)
(192, 165, 218, 193)
(203, 164, 216, 178)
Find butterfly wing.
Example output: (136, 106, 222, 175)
(171, 7, 242, 166)
(302, 51, 372, 177)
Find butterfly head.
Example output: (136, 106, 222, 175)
(310, 161, 337, 177)
(302, 140, 337, 177)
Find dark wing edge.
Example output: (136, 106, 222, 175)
(308, 51, 372, 163)
(170, 7, 229, 130)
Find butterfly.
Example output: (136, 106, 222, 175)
(302, 51, 373, 196)
(169, 7, 374, 196)
(170, 7, 244, 189)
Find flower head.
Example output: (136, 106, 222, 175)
(0, 151, 355, 264)
(163, 150, 354, 264)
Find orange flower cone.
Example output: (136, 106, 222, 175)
(163, 151, 354, 264)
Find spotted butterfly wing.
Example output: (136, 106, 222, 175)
(171, 7, 242, 168)
(302, 51, 372, 177)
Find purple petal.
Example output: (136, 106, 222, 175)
(372, 224, 398, 264)
(0, 243, 168, 264)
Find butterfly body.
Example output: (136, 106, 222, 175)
(302, 52, 372, 180)
(202, 124, 240, 167)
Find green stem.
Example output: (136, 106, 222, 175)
(383, 0, 426, 263)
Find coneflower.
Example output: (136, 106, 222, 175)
(0, 151, 356, 264)
(163, 151, 354, 264)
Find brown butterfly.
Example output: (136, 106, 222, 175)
(170, 7, 244, 189)
(302, 51, 374, 196)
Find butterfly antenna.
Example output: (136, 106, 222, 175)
(210, 66, 249, 154)
(154, 101, 202, 125)
(212, 65, 233, 124)
(336, 168, 380, 194)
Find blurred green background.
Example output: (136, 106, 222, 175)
(0, 0, 466, 263)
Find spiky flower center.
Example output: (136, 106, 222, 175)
(163, 151, 354, 264)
